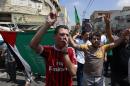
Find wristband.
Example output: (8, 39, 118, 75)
(62, 51, 68, 54)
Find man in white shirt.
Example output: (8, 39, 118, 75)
(73, 30, 91, 86)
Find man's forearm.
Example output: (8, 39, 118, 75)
(104, 16, 114, 42)
(105, 22, 114, 42)
(30, 22, 50, 50)
(63, 54, 77, 76)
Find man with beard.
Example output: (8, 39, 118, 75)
(104, 15, 130, 86)
(69, 27, 129, 86)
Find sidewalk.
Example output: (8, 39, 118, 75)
(0, 68, 44, 86)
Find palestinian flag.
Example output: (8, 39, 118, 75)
(0, 30, 55, 76)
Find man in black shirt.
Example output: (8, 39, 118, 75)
(104, 15, 130, 86)
(111, 41, 130, 86)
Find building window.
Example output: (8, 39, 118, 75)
(95, 17, 103, 22)
(126, 15, 130, 22)
(98, 13, 102, 16)
(31, 0, 42, 3)
(0, 13, 11, 22)
(115, 16, 120, 20)
(127, 19, 130, 22)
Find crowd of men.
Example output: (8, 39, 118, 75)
(30, 12, 130, 86)
(0, 11, 130, 86)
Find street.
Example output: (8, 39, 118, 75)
(0, 68, 110, 86)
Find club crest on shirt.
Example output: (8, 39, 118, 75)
(49, 61, 67, 72)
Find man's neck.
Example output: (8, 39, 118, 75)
(55, 44, 63, 51)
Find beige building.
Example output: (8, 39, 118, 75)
(90, 6, 130, 30)
(110, 7, 130, 30)
(0, 0, 60, 30)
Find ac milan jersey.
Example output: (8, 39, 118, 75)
(41, 45, 77, 86)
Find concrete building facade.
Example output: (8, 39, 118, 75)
(0, 0, 61, 30)
(90, 6, 130, 31)
(110, 7, 130, 30)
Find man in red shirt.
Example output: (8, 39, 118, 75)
(30, 12, 77, 86)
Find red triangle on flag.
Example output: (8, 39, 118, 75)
(0, 31, 17, 47)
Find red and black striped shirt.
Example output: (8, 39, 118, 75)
(41, 45, 77, 86)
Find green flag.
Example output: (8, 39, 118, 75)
(74, 6, 80, 24)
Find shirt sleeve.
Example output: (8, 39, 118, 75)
(102, 44, 111, 52)
(80, 44, 89, 50)
(40, 46, 50, 58)
(68, 47, 77, 66)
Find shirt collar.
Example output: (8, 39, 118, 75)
(54, 45, 62, 51)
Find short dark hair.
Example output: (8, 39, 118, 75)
(81, 30, 90, 36)
(54, 25, 69, 35)
(90, 31, 101, 40)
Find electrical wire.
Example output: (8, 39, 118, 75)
(82, 0, 95, 18)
